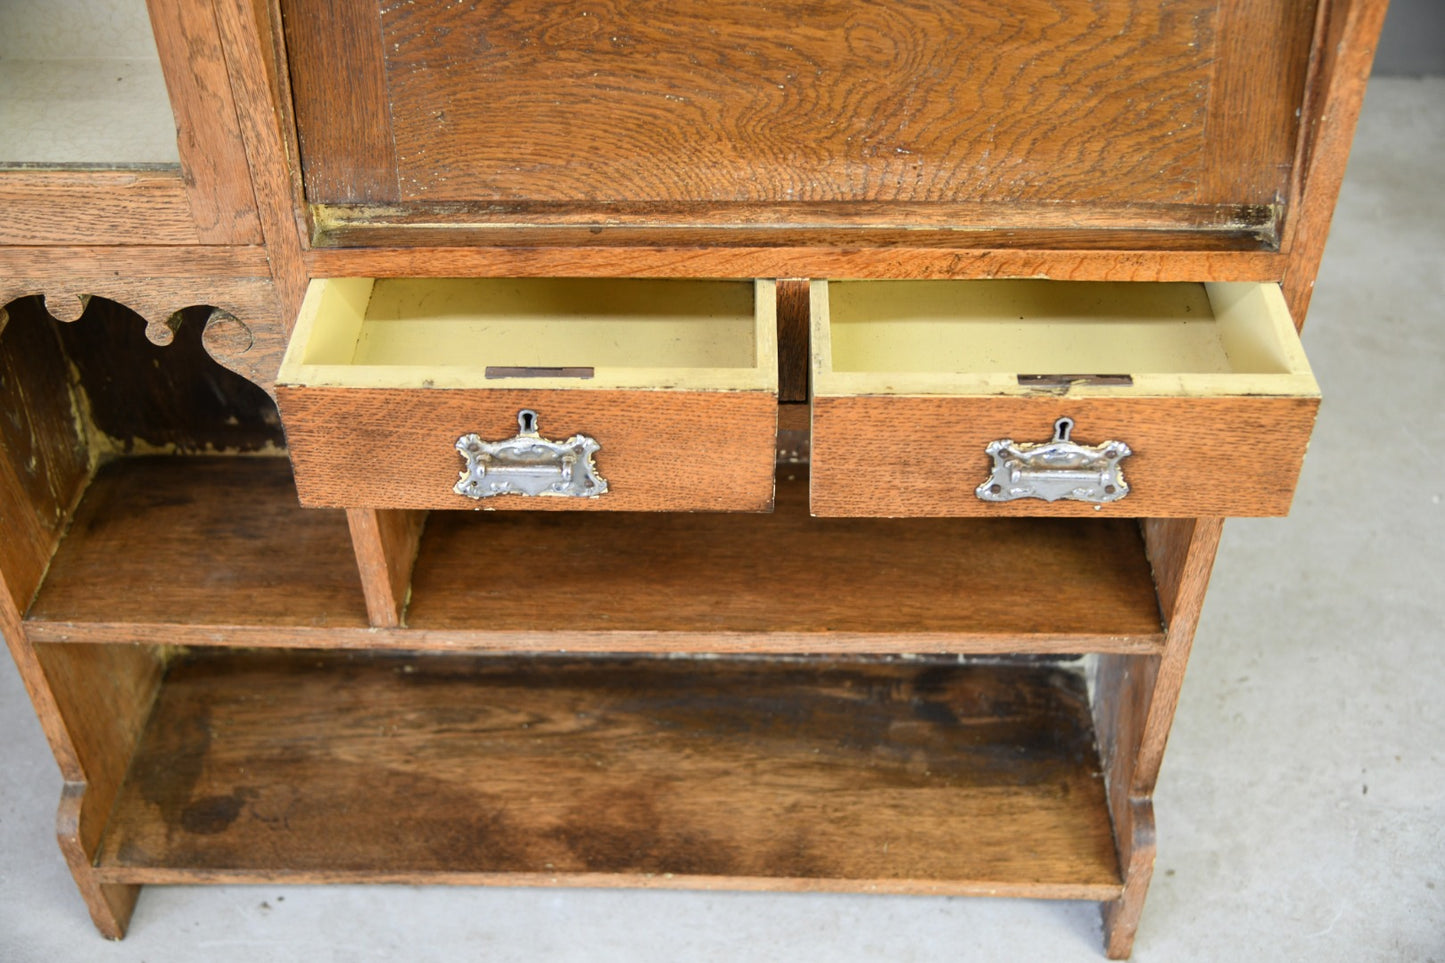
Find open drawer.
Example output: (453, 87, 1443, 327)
(276, 278, 778, 511)
(810, 280, 1319, 517)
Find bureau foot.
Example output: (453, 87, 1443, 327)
(1101, 797, 1156, 959)
(57, 782, 140, 939)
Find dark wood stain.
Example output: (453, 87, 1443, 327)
(54, 298, 282, 454)
(26, 458, 369, 629)
(96, 650, 1121, 888)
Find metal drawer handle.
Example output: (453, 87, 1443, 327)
(975, 417, 1130, 504)
(454, 409, 608, 500)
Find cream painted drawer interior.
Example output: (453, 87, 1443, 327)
(810, 280, 1319, 517)
(276, 277, 779, 511)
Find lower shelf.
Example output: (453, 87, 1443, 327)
(92, 649, 1122, 899)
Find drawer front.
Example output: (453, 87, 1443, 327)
(811, 394, 1318, 517)
(278, 387, 778, 511)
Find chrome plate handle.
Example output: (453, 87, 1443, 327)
(975, 417, 1130, 504)
(454, 409, 607, 499)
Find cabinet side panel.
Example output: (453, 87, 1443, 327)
(0, 298, 93, 612)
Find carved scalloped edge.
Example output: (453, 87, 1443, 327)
(1, 278, 285, 399)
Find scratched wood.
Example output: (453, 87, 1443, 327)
(375, 0, 1211, 206)
(277, 387, 779, 511)
(0, 297, 92, 614)
(26, 458, 369, 631)
(405, 472, 1164, 649)
(811, 395, 1319, 518)
(95, 650, 1121, 897)
(146, 0, 265, 244)
(0, 171, 200, 246)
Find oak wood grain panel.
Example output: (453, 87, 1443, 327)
(0, 170, 199, 246)
(25, 457, 370, 630)
(811, 395, 1318, 517)
(347, 508, 426, 627)
(0, 298, 92, 614)
(147, 0, 265, 243)
(279, 0, 398, 202)
(0, 245, 271, 278)
(213, 0, 311, 321)
(97, 651, 1121, 895)
(1197, 0, 1319, 212)
(372, 0, 1209, 207)
(405, 471, 1163, 647)
(1279, 0, 1389, 323)
(276, 387, 778, 511)
(26, 472, 1164, 653)
(33, 644, 167, 826)
(303, 244, 1286, 284)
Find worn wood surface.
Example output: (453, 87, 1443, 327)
(347, 509, 426, 627)
(27, 470, 1163, 655)
(0, 246, 271, 279)
(55, 300, 283, 453)
(1280, 0, 1390, 324)
(1133, 518, 1225, 796)
(277, 387, 779, 511)
(404, 471, 1163, 651)
(25, 458, 369, 631)
(95, 650, 1120, 896)
(312, 0, 1212, 207)
(33, 643, 168, 820)
(39, 641, 166, 936)
(279, 0, 397, 202)
(213, 0, 311, 321)
(1093, 517, 1225, 957)
(57, 784, 140, 939)
(0, 171, 200, 246)
(2, 276, 286, 397)
(304, 243, 1286, 285)
(0, 298, 92, 615)
(811, 395, 1318, 518)
(146, 0, 264, 244)
(1198, 1, 1318, 210)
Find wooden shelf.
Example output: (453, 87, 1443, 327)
(24, 457, 370, 638)
(92, 648, 1122, 898)
(405, 470, 1164, 653)
(27, 461, 1164, 655)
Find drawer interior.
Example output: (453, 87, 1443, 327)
(281, 278, 776, 391)
(815, 280, 1316, 397)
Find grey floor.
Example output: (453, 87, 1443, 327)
(2, 77, 1442, 962)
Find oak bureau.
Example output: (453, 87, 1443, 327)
(0, 0, 1388, 956)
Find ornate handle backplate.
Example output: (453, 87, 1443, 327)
(975, 417, 1130, 504)
(454, 409, 607, 500)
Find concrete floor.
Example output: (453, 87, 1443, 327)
(2, 77, 1442, 961)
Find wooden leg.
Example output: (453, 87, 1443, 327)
(57, 782, 141, 939)
(1092, 518, 1226, 957)
(347, 508, 427, 627)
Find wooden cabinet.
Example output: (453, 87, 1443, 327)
(0, 1, 1388, 957)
